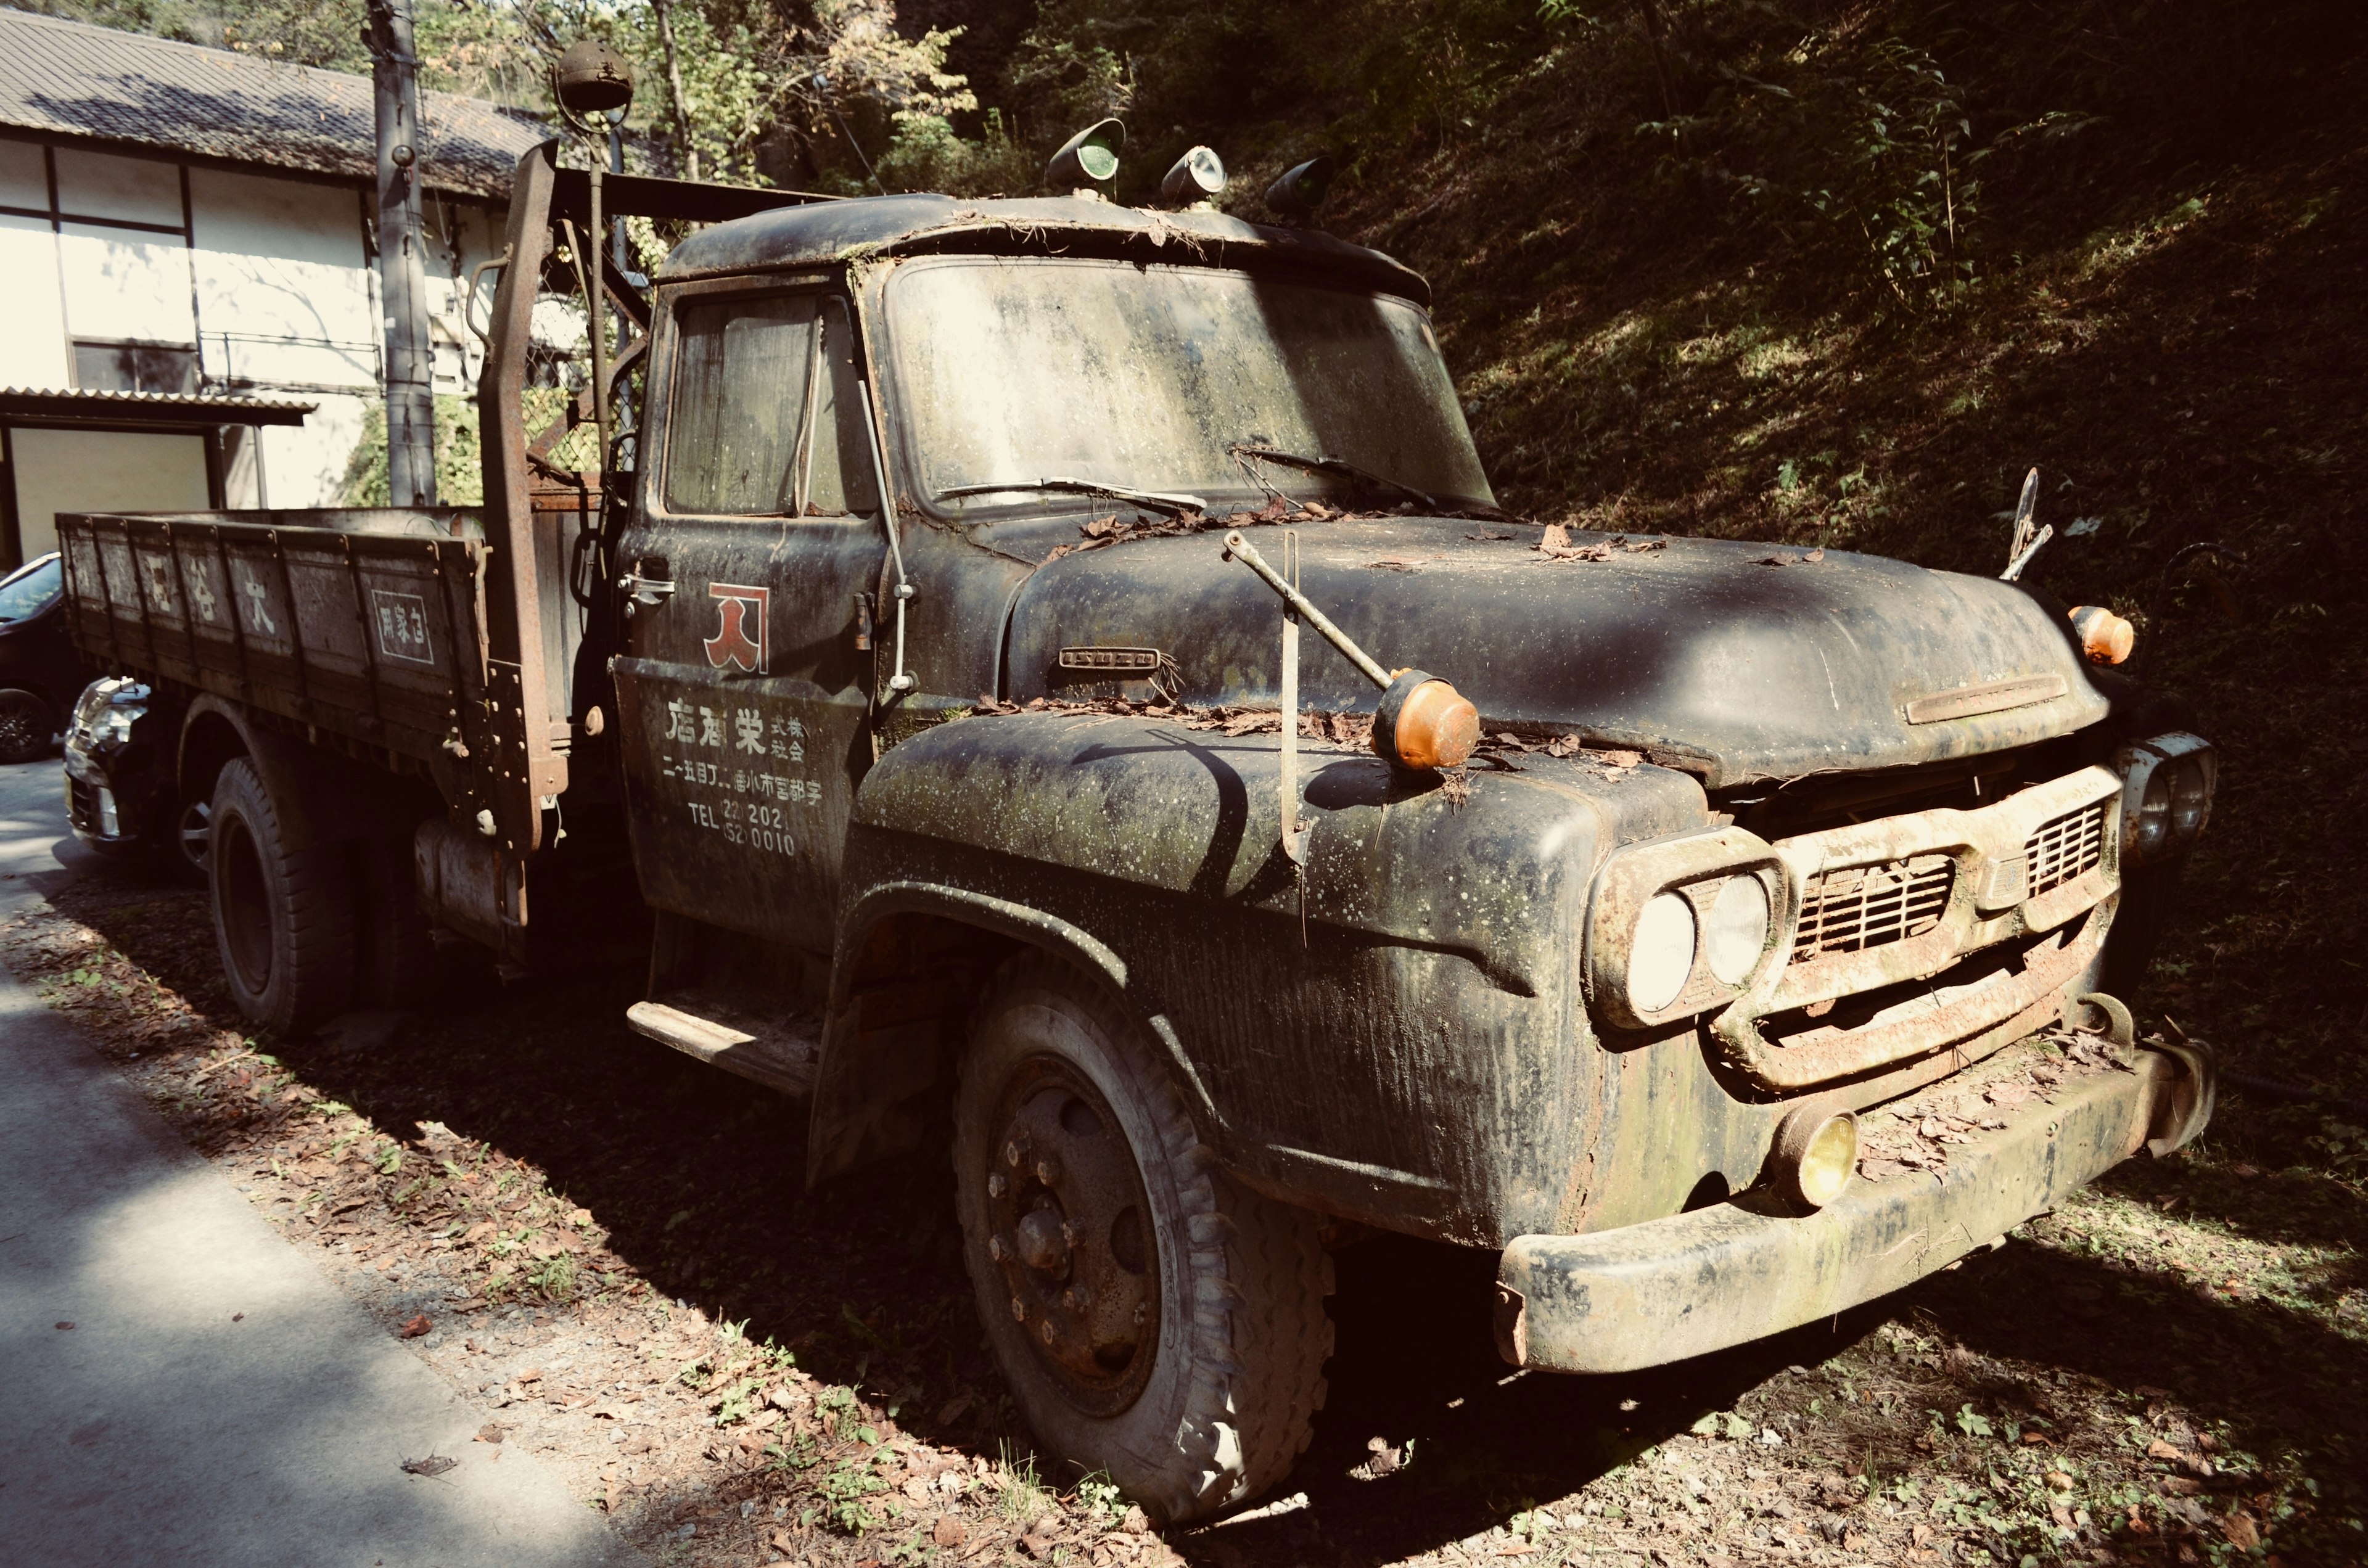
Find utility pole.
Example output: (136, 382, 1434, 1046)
(367, 0, 436, 506)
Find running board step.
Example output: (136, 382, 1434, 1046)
(626, 991, 821, 1099)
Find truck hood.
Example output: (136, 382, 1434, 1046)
(999, 518, 2107, 787)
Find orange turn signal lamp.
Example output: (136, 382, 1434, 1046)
(1373, 668, 1481, 771)
(2068, 605, 2135, 665)
(1223, 530, 1481, 774)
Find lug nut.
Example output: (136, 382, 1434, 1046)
(987, 1172, 1007, 1199)
(1004, 1141, 1022, 1168)
(1035, 1155, 1063, 1185)
(1062, 1283, 1093, 1313)
(1039, 1319, 1057, 1345)
(1010, 1295, 1027, 1322)
(989, 1234, 1009, 1262)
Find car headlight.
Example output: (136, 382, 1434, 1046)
(1627, 892, 1696, 1014)
(2131, 770, 2171, 861)
(2167, 756, 2211, 843)
(71, 678, 148, 747)
(1589, 827, 1786, 1030)
(2117, 733, 2214, 866)
(1702, 874, 1771, 985)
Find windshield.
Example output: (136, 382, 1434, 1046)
(882, 257, 1495, 515)
(0, 555, 60, 623)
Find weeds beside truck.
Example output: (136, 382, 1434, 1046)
(56, 138, 2217, 1522)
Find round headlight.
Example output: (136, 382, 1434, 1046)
(1702, 875, 1770, 986)
(1627, 892, 1696, 1016)
(2168, 757, 2211, 843)
(2130, 769, 2171, 861)
(1773, 1106, 1859, 1210)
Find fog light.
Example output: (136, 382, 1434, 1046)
(97, 786, 119, 838)
(1701, 874, 1770, 985)
(1626, 892, 1696, 1016)
(1772, 1104, 1857, 1210)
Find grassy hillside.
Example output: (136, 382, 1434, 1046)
(1305, 1, 2368, 1101)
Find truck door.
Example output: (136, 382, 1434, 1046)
(610, 282, 884, 951)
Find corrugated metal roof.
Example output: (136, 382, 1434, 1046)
(0, 9, 548, 199)
(0, 386, 314, 425)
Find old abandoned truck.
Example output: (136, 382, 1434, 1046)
(58, 138, 2216, 1522)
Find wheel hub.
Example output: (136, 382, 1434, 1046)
(984, 1057, 1159, 1416)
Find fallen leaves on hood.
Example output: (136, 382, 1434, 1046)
(1537, 523, 1667, 562)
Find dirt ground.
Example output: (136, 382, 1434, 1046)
(7, 856, 2362, 1568)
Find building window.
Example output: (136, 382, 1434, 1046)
(73, 340, 200, 396)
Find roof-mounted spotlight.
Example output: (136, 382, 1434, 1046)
(1159, 145, 1226, 207)
(551, 39, 635, 117)
(1264, 155, 1335, 221)
(1045, 119, 1125, 199)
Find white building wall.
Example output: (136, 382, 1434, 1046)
(189, 165, 379, 504)
(0, 132, 510, 508)
(0, 139, 70, 388)
(0, 213, 70, 388)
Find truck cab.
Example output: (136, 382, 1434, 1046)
(56, 141, 2217, 1525)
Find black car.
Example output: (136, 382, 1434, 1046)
(0, 553, 94, 765)
(64, 676, 207, 876)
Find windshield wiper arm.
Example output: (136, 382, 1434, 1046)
(1228, 445, 1437, 511)
(939, 476, 1207, 515)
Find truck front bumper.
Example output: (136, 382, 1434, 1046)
(1494, 1044, 2212, 1374)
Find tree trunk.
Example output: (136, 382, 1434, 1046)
(649, 0, 700, 181)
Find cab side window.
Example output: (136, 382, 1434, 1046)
(664, 293, 878, 518)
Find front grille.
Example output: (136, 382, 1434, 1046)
(2025, 800, 2108, 895)
(1793, 855, 1954, 962)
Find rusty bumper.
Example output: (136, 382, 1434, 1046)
(1494, 1045, 2210, 1374)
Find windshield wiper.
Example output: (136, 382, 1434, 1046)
(939, 476, 1207, 516)
(1228, 445, 1437, 511)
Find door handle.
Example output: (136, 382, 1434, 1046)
(619, 559, 675, 614)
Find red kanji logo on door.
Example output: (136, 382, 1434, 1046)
(704, 583, 770, 673)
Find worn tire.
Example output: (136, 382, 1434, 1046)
(953, 954, 1332, 1524)
(0, 688, 52, 764)
(352, 829, 437, 1010)
(208, 757, 356, 1033)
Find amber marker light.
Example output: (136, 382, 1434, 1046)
(1373, 668, 1481, 772)
(1772, 1103, 1858, 1210)
(2068, 605, 2135, 665)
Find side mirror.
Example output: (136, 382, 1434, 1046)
(1159, 146, 1226, 205)
(1264, 156, 1335, 220)
(1045, 119, 1125, 195)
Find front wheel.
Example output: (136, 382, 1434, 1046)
(953, 956, 1333, 1524)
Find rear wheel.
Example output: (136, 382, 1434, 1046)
(0, 688, 51, 763)
(953, 956, 1332, 1524)
(209, 757, 355, 1033)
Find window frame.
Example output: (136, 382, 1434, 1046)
(645, 272, 881, 528)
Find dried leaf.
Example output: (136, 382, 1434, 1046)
(399, 1313, 432, 1338)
